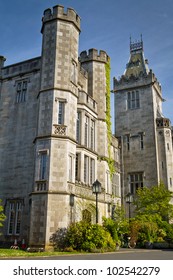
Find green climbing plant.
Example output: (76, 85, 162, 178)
(105, 58, 115, 179)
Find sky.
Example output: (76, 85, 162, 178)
(0, 0, 173, 132)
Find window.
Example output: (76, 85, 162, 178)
(16, 81, 27, 103)
(84, 155, 95, 185)
(84, 116, 89, 147)
(127, 90, 140, 109)
(75, 153, 80, 181)
(90, 120, 95, 150)
(126, 135, 130, 151)
(112, 173, 120, 197)
(84, 155, 89, 184)
(8, 201, 22, 235)
(58, 101, 65, 125)
(71, 60, 77, 84)
(140, 133, 144, 150)
(90, 158, 95, 185)
(129, 173, 143, 194)
(39, 153, 47, 180)
(68, 155, 73, 182)
(76, 112, 81, 143)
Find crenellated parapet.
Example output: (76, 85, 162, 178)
(79, 49, 109, 64)
(113, 69, 162, 93)
(41, 5, 80, 32)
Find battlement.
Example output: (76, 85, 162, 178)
(42, 5, 80, 31)
(79, 49, 109, 63)
(113, 69, 162, 93)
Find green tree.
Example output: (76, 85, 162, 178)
(133, 183, 173, 220)
(103, 204, 129, 245)
(0, 200, 6, 233)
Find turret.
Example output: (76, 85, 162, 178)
(41, 5, 80, 32)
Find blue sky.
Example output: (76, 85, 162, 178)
(0, 0, 173, 131)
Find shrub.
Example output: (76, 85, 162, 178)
(51, 221, 116, 252)
(49, 228, 68, 251)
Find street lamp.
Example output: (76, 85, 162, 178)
(125, 192, 133, 219)
(92, 179, 102, 223)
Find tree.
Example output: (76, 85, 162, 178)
(133, 183, 173, 220)
(0, 199, 6, 233)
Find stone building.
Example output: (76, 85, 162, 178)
(113, 37, 173, 213)
(0, 5, 120, 249)
(0, 4, 173, 249)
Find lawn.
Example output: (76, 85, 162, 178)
(0, 249, 76, 258)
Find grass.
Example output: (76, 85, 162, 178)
(0, 248, 78, 258)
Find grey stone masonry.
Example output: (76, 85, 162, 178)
(113, 39, 173, 210)
(0, 4, 120, 249)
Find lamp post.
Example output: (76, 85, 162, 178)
(92, 179, 102, 223)
(125, 192, 133, 219)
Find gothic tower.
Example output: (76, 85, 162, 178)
(29, 5, 81, 248)
(113, 38, 173, 207)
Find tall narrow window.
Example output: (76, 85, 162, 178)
(75, 153, 80, 181)
(8, 202, 15, 235)
(76, 112, 81, 143)
(129, 173, 143, 195)
(127, 135, 130, 151)
(131, 91, 135, 109)
(90, 158, 95, 185)
(127, 90, 140, 109)
(84, 155, 89, 184)
(140, 133, 144, 150)
(8, 201, 22, 235)
(16, 81, 27, 103)
(58, 101, 65, 125)
(136, 90, 140, 108)
(90, 120, 95, 150)
(68, 155, 73, 182)
(40, 153, 47, 180)
(84, 116, 89, 147)
(71, 61, 77, 84)
(15, 202, 22, 235)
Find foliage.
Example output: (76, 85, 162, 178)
(51, 221, 116, 252)
(65, 221, 115, 252)
(129, 214, 173, 246)
(49, 228, 68, 251)
(0, 200, 6, 233)
(103, 204, 129, 245)
(105, 59, 115, 179)
(102, 217, 119, 242)
(133, 183, 173, 220)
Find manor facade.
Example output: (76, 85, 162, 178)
(0, 5, 120, 249)
(0, 5, 172, 249)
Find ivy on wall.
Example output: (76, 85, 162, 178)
(105, 58, 115, 179)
